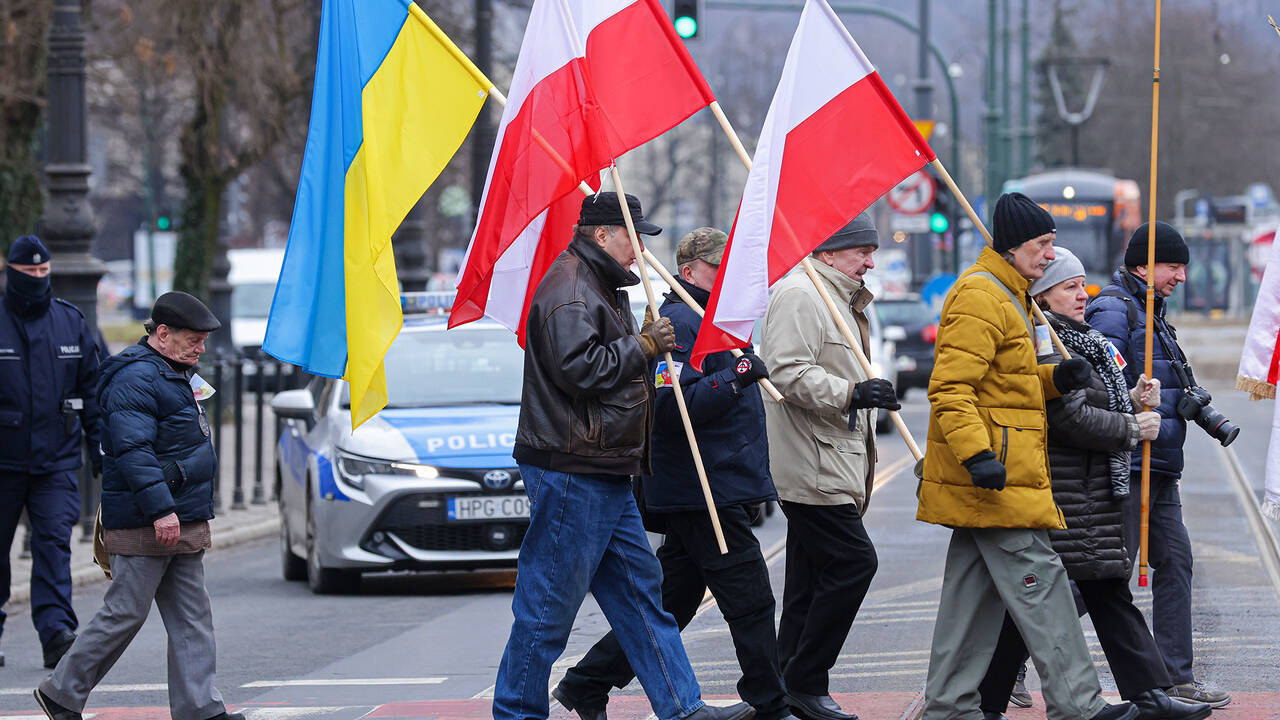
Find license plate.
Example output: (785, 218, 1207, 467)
(447, 495, 530, 521)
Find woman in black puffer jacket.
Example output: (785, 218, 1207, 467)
(975, 249, 1211, 720)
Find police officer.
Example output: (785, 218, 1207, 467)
(0, 235, 102, 669)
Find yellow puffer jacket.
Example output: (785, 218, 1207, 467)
(916, 247, 1066, 529)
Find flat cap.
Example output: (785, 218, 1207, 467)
(7, 235, 51, 265)
(676, 227, 728, 266)
(151, 291, 221, 333)
(814, 212, 879, 253)
(578, 192, 662, 236)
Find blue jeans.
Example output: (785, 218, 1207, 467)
(493, 464, 704, 720)
(1123, 473, 1194, 684)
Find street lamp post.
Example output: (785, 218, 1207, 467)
(42, 0, 106, 341)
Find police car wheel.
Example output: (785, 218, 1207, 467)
(305, 500, 361, 595)
(280, 512, 306, 582)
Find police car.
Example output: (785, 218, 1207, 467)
(270, 292, 528, 594)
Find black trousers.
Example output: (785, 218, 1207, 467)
(776, 500, 878, 696)
(978, 577, 1172, 712)
(560, 504, 788, 718)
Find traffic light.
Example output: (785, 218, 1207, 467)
(673, 0, 701, 39)
(929, 210, 949, 234)
(930, 184, 952, 234)
(156, 215, 172, 231)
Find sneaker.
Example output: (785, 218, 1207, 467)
(1167, 682, 1230, 709)
(1009, 662, 1032, 708)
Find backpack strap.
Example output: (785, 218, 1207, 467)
(1093, 287, 1140, 332)
(970, 271, 1035, 341)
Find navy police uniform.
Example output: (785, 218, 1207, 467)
(0, 236, 101, 665)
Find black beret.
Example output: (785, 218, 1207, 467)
(814, 212, 879, 253)
(7, 235, 51, 265)
(1125, 222, 1190, 267)
(578, 192, 662, 236)
(151, 291, 221, 332)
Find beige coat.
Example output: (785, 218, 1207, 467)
(760, 260, 877, 510)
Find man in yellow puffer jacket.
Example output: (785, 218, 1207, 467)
(918, 193, 1139, 720)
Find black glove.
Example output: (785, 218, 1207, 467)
(964, 451, 1006, 491)
(731, 353, 770, 387)
(637, 317, 677, 358)
(1053, 358, 1092, 393)
(849, 378, 901, 412)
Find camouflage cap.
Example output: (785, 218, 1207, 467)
(675, 227, 728, 266)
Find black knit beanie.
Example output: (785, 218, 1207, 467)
(992, 192, 1055, 253)
(1124, 221, 1190, 267)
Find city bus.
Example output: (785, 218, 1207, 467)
(1003, 169, 1142, 292)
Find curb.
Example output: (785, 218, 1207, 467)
(6, 516, 280, 608)
(897, 685, 926, 720)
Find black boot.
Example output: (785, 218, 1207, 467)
(553, 681, 609, 720)
(982, 713, 1007, 720)
(42, 629, 76, 669)
(1131, 689, 1212, 720)
(1090, 702, 1140, 720)
(687, 702, 755, 720)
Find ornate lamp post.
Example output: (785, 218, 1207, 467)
(43, 0, 106, 339)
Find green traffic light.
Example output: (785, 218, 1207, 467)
(157, 216, 171, 231)
(929, 212, 949, 234)
(674, 15, 697, 38)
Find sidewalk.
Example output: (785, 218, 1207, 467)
(6, 419, 280, 609)
(1169, 312, 1248, 384)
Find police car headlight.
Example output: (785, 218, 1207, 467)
(335, 451, 439, 490)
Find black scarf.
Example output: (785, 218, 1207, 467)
(4, 265, 52, 318)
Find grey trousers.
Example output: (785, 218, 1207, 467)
(922, 528, 1106, 720)
(40, 552, 225, 720)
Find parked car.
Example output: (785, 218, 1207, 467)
(271, 293, 527, 594)
(873, 293, 937, 398)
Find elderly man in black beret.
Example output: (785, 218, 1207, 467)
(759, 213, 900, 720)
(36, 291, 243, 720)
(0, 236, 102, 671)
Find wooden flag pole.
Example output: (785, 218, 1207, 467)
(484, 91, 786, 404)
(610, 166, 729, 555)
(706, 102, 923, 461)
(928, 160, 1073, 361)
(1137, 0, 1164, 588)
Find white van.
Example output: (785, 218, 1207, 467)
(228, 248, 285, 351)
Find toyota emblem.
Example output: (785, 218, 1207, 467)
(483, 469, 513, 490)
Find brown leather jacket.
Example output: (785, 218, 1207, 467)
(512, 237, 654, 476)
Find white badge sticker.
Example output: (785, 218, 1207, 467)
(190, 373, 216, 402)
(1034, 324, 1054, 356)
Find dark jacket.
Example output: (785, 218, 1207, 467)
(1040, 313, 1139, 581)
(513, 237, 654, 476)
(98, 341, 217, 529)
(1085, 269, 1186, 479)
(644, 280, 775, 513)
(0, 294, 102, 474)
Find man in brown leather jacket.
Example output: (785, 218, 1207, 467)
(493, 193, 752, 720)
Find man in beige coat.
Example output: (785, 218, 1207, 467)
(760, 213, 900, 720)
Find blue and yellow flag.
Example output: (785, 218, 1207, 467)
(264, 0, 492, 429)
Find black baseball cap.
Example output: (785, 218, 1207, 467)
(578, 192, 662, 236)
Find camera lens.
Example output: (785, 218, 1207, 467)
(1195, 405, 1239, 447)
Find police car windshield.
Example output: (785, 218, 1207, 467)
(340, 327, 523, 408)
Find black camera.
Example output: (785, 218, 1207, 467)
(1174, 385, 1239, 447)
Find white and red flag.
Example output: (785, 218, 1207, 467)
(450, 0, 714, 339)
(690, 0, 935, 369)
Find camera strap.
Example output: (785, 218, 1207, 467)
(1096, 287, 1193, 387)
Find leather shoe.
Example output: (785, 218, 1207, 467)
(204, 713, 246, 720)
(1131, 689, 1212, 720)
(982, 713, 1007, 720)
(687, 702, 755, 720)
(42, 630, 75, 669)
(34, 689, 82, 720)
(787, 693, 856, 720)
(553, 682, 608, 720)
(1090, 702, 1141, 720)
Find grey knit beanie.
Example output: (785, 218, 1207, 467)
(1028, 246, 1086, 297)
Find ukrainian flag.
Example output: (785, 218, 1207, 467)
(264, 0, 492, 429)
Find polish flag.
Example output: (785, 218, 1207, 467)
(450, 0, 714, 333)
(690, 0, 935, 369)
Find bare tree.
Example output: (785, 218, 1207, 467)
(0, 0, 51, 250)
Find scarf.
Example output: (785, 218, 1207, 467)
(1237, 235, 1280, 517)
(1049, 311, 1134, 499)
(4, 265, 52, 318)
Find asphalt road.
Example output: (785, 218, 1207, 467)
(1, 388, 1277, 719)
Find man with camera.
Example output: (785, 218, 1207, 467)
(1087, 221, 1235, 709)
